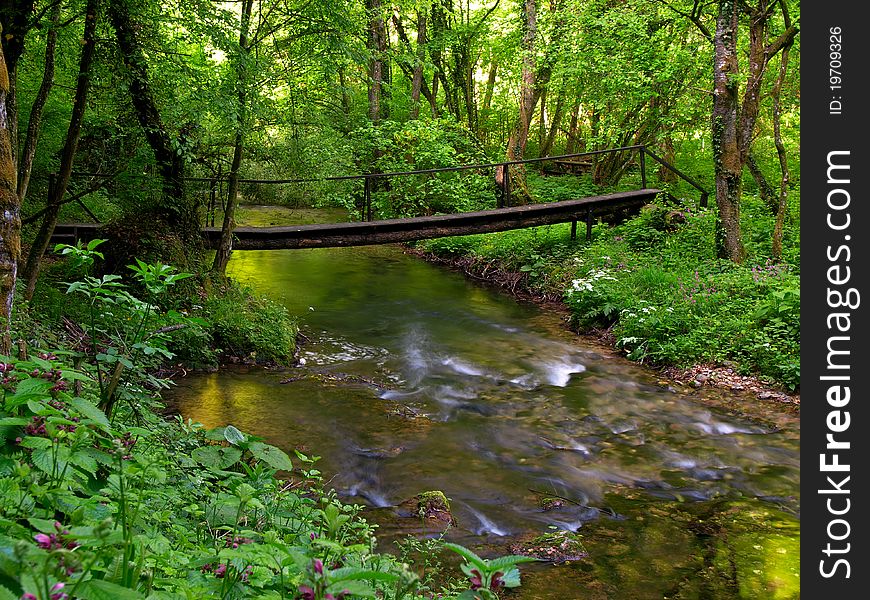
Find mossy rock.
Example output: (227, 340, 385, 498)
(398, 490, 456, 527)
(511, 530, 588, 563)
(539, 497, 566, 511)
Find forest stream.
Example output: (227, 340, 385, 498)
(168, 207, 799, 599)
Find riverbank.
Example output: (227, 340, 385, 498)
(412, 197, 800, 406)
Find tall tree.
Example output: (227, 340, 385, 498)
(709, 0, 797, 262)
(17, 2, 62, 203)
(22, 0, 100, 301)
(366, 0, 389, 123)
(212, 0, 254, 276)
(108, 0, 196, 244)
(0, 24, 18, 354)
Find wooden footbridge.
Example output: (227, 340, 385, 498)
(50, 146, 707, 251)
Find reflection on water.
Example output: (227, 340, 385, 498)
(170, 208, 799, 599)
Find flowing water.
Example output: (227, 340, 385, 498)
(169, 207, 800, 599)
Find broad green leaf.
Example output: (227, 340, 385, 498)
(499, 566, 522, 588)
(0, 584, 18, 600)
(0, 418, 29, 427)
(328, 567, 400, 583)
(31, 446, 70, 476)
(191, 446, 242, 470)
(75, 579, 146, 600)
(69, 397, 110, 429)
(485, 555, 539, 570)
(223, 425, 247, 446)
(248, 442, 293, 471)
(19, 436, 52, 449)
(325, 580, 375, 597)
(443, 543, 486, 570)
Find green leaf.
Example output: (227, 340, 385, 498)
(0, 418, 29, 427)
(325, 580, 375, 597)
(75, 579, 146, 600)
(191, 446, 242, 470)
(0, 584, 18, 600)
(328, 567, 400, 583)
(19, 436, 52, 449)
(31, 446, 70, 476)
(498, 566, 522, 588)
(485, 555, 539, 571)
(443, 543, 486, 570)
(248, 442, 293, 471)
(223, 425, 247, 446)
(69, 397, 111, 429)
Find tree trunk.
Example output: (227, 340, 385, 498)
(482, 60, 497, 113)
(564, 99, 580, 154)
(212, 0, 253, 276)
(409, 10, 427, 119)
(506, 0, 536, 162)
(0, 32, 19, 354)
(657, 136, 677, 183)
(0, 0, 35, 175)
(108, 0, 194, 241)
(746, 152, 776, 213)
(541, 86, 565, 157)
(22, 0, 100, 301)
(537, 86, 548, 149)
(771, 41, 792, 260)
(711, 0, 744, 262)
(17, 2, 61, 203)
(366, 0, 388, 123)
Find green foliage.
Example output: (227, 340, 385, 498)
(421, 188, 801, 390)
(0, 353, 428, 599)
(443, 543, 537, 599)
(55, 241, 207, 418)
(348, 119, 495, 218)
(203, 282, 297, 364)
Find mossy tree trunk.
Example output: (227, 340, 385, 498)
(0, 28, 19, 355)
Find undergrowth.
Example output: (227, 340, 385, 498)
(420, 190, 800, 391)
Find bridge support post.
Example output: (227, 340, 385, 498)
(502, 164, 511, 207)
(570, 219, 577, 240)
(585, 208, 593, 242)
(640, 148, 647, 189)
(364, 176, 372, 222)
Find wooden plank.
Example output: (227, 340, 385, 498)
(52, 189, 660, 250)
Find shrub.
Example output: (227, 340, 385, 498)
(204, 282, 297, 364)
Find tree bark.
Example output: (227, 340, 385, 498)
(409, 11, 427, 119)
(771, 38, 792, 260)
(17, 2, 61, 203)
(108, 0, 194, 241)
(0, 0, 36, 174)
(746, 152, 776, 213)
(366, 0, 388, 123)
(22, 0, 100, 301)
(212, 0, 253, 276)
(506, 0, 537, 163)
(0, 28, 19, 354)
(711, 0, 744, 262)
(564, 99, 580, 154)
(541, 86, 565, 157)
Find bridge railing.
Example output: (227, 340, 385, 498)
(60, 144, 708, 225)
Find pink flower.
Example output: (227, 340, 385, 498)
(297, 585, 315, 600)
(34, 533, 53, 549)
(313, 559, 323, 575)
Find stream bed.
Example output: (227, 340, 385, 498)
(168, 207, 800, 599)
